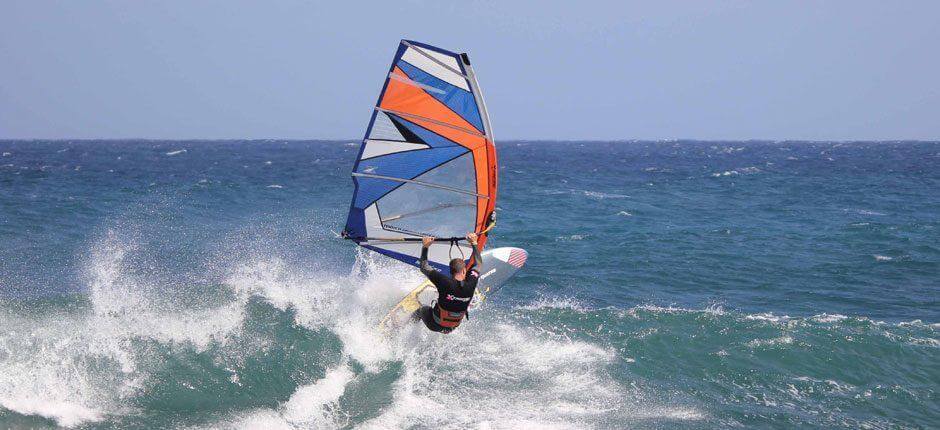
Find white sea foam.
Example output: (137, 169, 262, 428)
(873, 255, 893, 261)
(793, 376, 856, 395)
(711, 166, 760, 177)
(617, 211, 633, 216)
(898, 336, 940, 347)
(628, 303, 726, 317)
(223, 247, 414, 372)
(282, 364, 355, 425)
(516, 296, 588, 312)
(846, 208, 886, 216)
(225, 258, 332, 329)
(217, 249, 683, 428)
(634, 407, 706, 421)
(582, 190, 630, 199)
(0, 308, 111, 428)
(0, 397, 102, 428)
(811, 314, 848, 323)
(359, 323, 630, 429)
(555, 234, 587, 241)
(267, 184, 284, 189)
(0, 232, 259, 427)
(165, 149, 187, 156)
(223, 364, 356, 429)
(712, 145, 745, 154)
(746, 336, 794, 348)
(745, 312, 792, 323)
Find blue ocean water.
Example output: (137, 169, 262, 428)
(0, 140, 937, 429)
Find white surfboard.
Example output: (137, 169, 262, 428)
(378, 247, 528, 331)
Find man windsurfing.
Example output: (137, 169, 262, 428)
(415, 233, 483, 333)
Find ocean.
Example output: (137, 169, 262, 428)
(0, 140, 937, 429)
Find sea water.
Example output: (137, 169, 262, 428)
(0, 140, 937, 428)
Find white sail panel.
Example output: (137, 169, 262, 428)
(401, 46, 470, 91)
(361, 140, 429, 159)
(368, 112, 407, 141)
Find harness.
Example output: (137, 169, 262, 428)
(432, 305, 466, 328)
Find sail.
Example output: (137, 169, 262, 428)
(343, 40, 497, 271)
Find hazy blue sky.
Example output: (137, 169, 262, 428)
(2, 1, 938, 140)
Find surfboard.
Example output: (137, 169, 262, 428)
(378, 247, 528, 331)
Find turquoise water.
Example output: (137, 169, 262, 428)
(0, 140, 937, 428)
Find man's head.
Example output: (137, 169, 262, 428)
(449, 258, 467, 280)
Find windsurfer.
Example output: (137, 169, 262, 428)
(414, 233, 483, 333)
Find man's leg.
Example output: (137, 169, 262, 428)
(418, 306, 447, 333)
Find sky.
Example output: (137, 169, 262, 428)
(1, 1, 938, 141)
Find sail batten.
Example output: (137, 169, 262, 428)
(351, 172, 489, 198)
(375, 108, 485, 137)
(344, 40, 497, 271)
(388, 71, 447, 95)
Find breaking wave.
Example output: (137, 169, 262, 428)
(0, 232, 699, 429)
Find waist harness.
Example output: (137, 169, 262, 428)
(432, 304, 466, 328)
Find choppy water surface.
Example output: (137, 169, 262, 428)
(0, 140, 938, 429)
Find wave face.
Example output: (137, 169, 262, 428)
(1, 140, 938, 428)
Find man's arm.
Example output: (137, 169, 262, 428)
(419, 236, 436, 277)
(419, 236, 451, 288)
(467, 232, 483, 272)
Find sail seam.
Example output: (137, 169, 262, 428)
(380, 202, 475, 222)
(388, 71, 446, 94)
(376, 107, 485, 138)
(351, 172, 488, 198)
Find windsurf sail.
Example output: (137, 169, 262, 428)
(342, 40, 497, 271)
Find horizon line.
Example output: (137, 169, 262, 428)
(2, 138, 939, 144)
